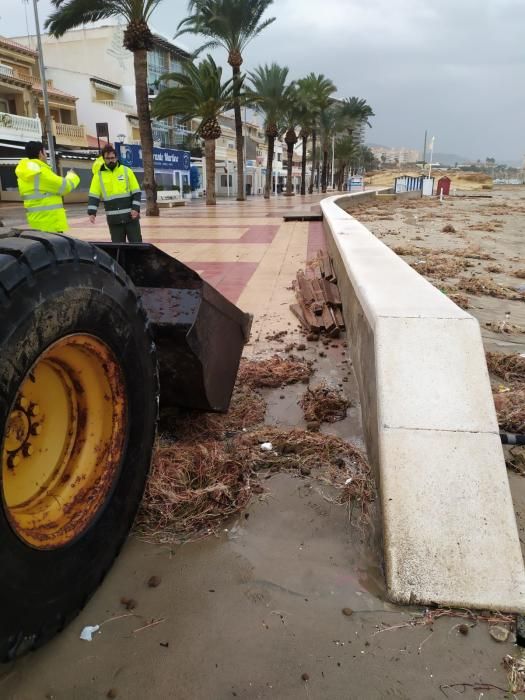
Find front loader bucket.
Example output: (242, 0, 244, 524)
(94, 243, 252, 413)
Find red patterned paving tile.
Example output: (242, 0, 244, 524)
(186, 261, 258, 304)
(307, 221, 326, 261)
(144, 224, 278, 245)
(69, 224, 279, 246)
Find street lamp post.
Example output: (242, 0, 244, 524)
(30, 0, 56, 172)
(331, 135, 335, 189)
(428, 136, 435, 179)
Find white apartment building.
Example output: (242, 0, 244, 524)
(370, 145, 420, 165)
(370, 146, 421, 165)
(13, 24, 190, 149)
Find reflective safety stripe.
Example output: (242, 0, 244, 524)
(27, 203, 64, 212)
(88, 192, 100, 201)
(98, 171, 108, 200)
(104, 193, 131, 201)
(87, 205, 98, 212)
(22, 192, 45, 201)
(131, 188, 141, 194)
(106, 208, 132, 216)
(124, 167, 129, 191)
(58, 178, 68, 195)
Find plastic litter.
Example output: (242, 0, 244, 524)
(80, 625, 100, 641)
(260, 442, 273, 451)
(345, 478, 353, 485)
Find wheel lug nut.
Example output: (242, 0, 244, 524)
(30, 424, 42, 436)
(7, 454, 20, 469)
(28, 403, 40, 417)
(17, 397, 29, 410)
(22, 443, 33, 457)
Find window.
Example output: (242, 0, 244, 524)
(59, 109, 72, 124)
(148, 47, 169, 88)
(95, 88, 115, 102)
(220, 175, 233, 187)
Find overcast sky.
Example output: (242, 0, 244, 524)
(2, 0, 523, 162)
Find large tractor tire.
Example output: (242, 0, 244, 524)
(0, 232, 158, 660)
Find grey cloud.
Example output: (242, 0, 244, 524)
(3, 0, 523, 160)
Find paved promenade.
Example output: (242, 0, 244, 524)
(69, 195, 327, 351)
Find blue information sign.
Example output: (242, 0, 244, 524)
(115, 143, 191, 171)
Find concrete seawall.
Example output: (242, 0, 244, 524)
(321, 192, 525, 611)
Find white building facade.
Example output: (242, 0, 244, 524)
(13, 24, 190, 149)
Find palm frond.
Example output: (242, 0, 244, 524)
(152, 54, 237, 128)
(45, 0, 119, 34)
(176, 0, 275, 55)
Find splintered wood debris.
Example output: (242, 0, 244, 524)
(290, 250, 345, 336)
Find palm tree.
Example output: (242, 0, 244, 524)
(45, 0, 162, 217)
(339, 97, 375, 139)
(295, 73, 336, 194)
(248, 63, 291, 199)
(334, 135, 360, 190)
(177, 0, 275, 202)
(294, 83, 317, 195)
(281, 91, 301, 196)
(152, 55, 236, 205)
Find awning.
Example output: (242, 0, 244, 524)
(0, 141, 25, 150)
(89, 77, 121, 93)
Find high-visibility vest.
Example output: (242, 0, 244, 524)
(88, 163, 142, 225)
(92, 156, 104, 175)
(15, 158, 80, 233)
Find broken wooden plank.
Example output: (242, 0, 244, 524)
(321, 252, 334, 281)
(299, 300, 322, 331)
(321, 304, 336, 333)
(290, 304, 310, 331)
(333, 307, 345, 329)
(297, 270, 315, 305)
(317, 251, 326, 278)
(304, 266, 315, 281)
(310, 279, 326, 314)
(321, 279, 342, 307)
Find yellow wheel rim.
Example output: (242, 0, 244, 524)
(1, 334, 127, 549)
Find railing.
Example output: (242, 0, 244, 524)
(0, 66, 55, 88)
(23, 73, 53, 88)
(0, 65, 32, 85)
(51, 120, 87, 146)
(97, 100, 136, 114)
(0, 111, 42, 141)
(0, 63, 14, 78)
(53, 122, 86, 139)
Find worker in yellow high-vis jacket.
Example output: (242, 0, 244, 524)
(15, 141, 80, 233)
(88, 144, 142, 243)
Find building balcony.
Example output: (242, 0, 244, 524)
(0, 111, 42, 142)
(96, 100, 136, 115)
(52, 120, 87, 148)
(0, 63, 14, 79)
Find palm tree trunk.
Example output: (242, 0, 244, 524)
(285, 144, 294, 196)
(205, 138, 216, 206)
(232, 64, 245, 202)
(300, 135, 307, 195)
(308, 129, 317, 194)
(133, 49, 158, 217)
(264, 136, 274, 199)
(321, 145, 328, 193)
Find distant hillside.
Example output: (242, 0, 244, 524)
(430, 152, 471, 166)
